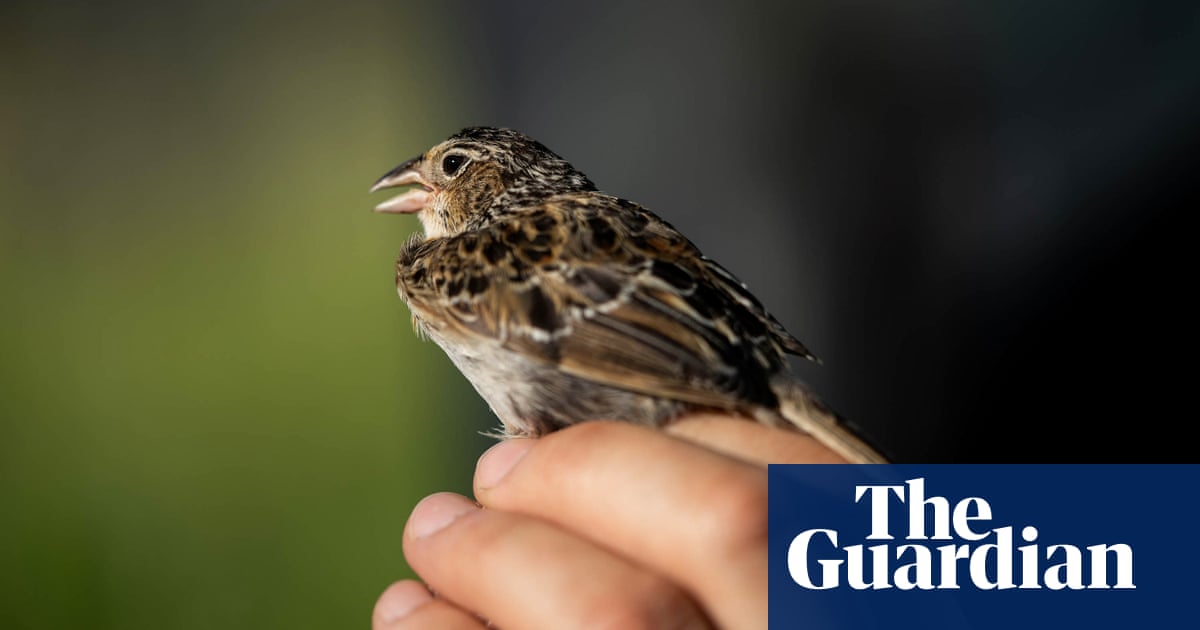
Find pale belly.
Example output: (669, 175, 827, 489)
(421, 322, 692, 437)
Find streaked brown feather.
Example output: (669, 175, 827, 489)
(397, 193, 803, 414)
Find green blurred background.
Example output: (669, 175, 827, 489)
(1, 1, 493, 627)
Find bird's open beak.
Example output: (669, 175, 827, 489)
(369, 156, 435, 214)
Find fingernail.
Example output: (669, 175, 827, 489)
(375, 581, 433, 623)
(407, 493, 478, 539)
(475, 439, 535, 489)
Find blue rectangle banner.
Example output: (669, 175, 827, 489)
(768, 465, 1197, 629)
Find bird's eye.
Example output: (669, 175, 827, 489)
(442, 154, 467, 176)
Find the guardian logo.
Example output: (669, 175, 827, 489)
(788, 478, 1135, 591)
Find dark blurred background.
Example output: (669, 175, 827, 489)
(2, 0, 1196, 627)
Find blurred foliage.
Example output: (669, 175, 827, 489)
(7, 0, 1194, 626)
(1, 1, 493, 627)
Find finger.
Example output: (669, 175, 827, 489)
(474, 422, 768, 629)
(372, 580, 484, 630)
(665, 413, 849, 465)
(403, 492, 711, 630)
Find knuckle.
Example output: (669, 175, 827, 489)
(455, 511, 520, 558)
(693, 469, 770, 557)
(556, 419, 629, 444)
(580, 573, 706, 630)
(540, 420, 632, 462)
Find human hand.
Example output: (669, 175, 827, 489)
(372, 415, 848, 629)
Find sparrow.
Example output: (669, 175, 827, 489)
(370, 127, 886, 463)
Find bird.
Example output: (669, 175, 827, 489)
(370, 127, 886, 463)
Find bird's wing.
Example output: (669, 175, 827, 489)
(396, 193, 813, 411)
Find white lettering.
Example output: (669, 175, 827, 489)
(856, 484, 905, 540)
(787, 529, 842, 589)
(1086, 544, 1135, 589)
(787, 478, 1136, 592)
(952, 497, 992, 541)
(1044, 545, 1084, 590)
(894, 545, 934, 589)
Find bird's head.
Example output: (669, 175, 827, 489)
(370, 127, 596, 239)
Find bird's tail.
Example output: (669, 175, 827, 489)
(770, 380, 889, 464)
